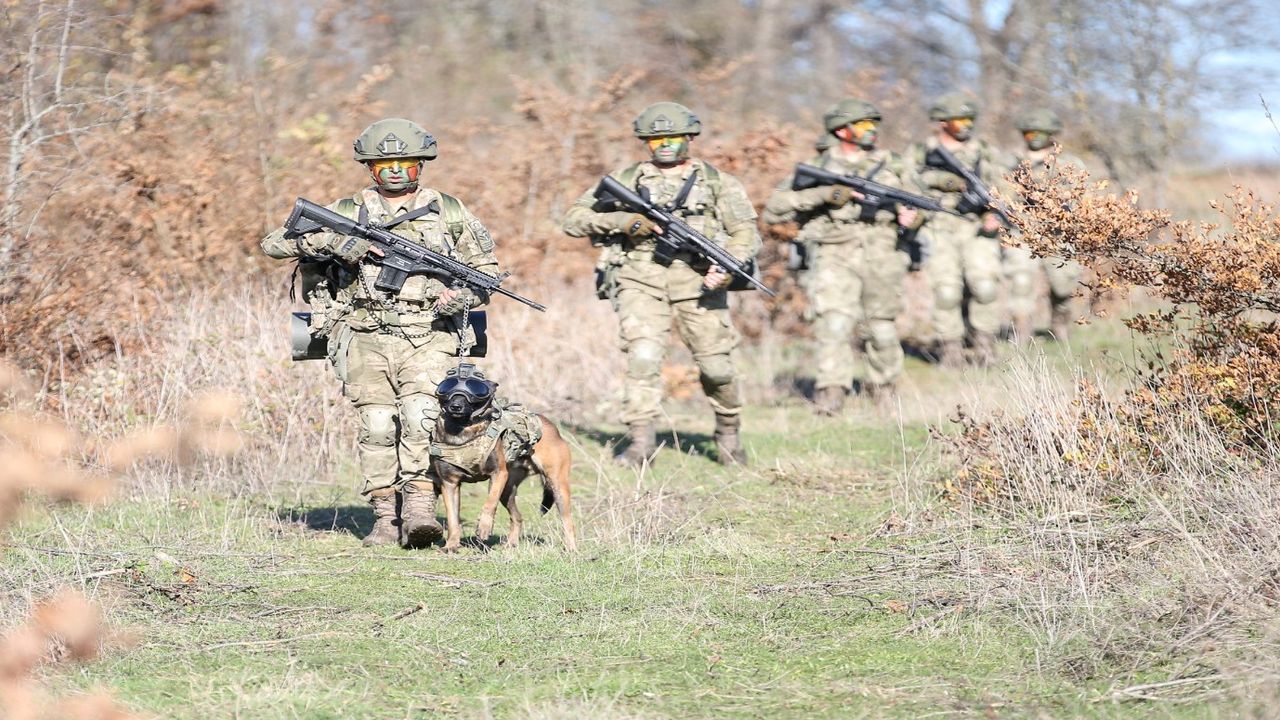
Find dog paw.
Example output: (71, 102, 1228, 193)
(476, 515, 494, 541)
(442, 543, 460, 553)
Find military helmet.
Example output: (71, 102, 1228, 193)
(928, 92, 979, 121)
(632, 102, 702, 138)
(823, 99, 882, 132)
(353, 118, 438, 162)
(1015, 107, 1063, 134)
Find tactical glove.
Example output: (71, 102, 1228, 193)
(823, 186, 853, 207)
(324, 234, 372, 264)
(921, 170, 967, 193)
(434, 288, 479, 316)
(620, 213, 660, 238)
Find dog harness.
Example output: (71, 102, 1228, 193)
(429, 404, 544, 480)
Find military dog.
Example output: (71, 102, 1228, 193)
(430, 364, 577, 552)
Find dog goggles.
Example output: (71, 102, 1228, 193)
(435, 375, 495, 402)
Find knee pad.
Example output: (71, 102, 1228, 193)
(697, 354, 736, 387)
(626, 339, 665, 379)
(1008, 273, 1035, 298)
(969, 278, 999, 304)
(814, 311, 856, 339)
(934, 284, 964, 311)
(358, 405, 398, 447)
(399, 393, 439, 441)
(865, 320, 899, 352)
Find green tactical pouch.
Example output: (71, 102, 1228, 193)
(291, 312, 328, 361)
(328, 323, 356, 383)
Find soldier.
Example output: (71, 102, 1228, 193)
(910, 93, 1006, 366)
(261, 118, 500, 549)
(562, 102, 761, 467)
(1004, 108, 1086, 341)
(762, 100, 923, 414)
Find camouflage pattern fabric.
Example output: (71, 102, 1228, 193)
(261, 185, 499, 497)
(562, 158, 759, 425)
(909, 136, 1006, 342)
(763, 148, 918, 390)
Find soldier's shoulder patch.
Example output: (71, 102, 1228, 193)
(470, 218, 495, 251)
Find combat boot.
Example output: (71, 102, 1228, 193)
(400, 480, 443, 549)
(863, 382, 898, 409)
(934, 339, 965, 369)
(813, 386, 845, 416)
(969, 331, 997, 367)
(362, 488, 400, 548)
(615, 422, 657, 468)
(1050, 306, 1071, 342)
(714, 413, 747, 466)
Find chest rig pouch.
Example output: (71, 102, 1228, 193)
(853, 159, 887, 223)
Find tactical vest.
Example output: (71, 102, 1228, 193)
(295, 190, 469, 335)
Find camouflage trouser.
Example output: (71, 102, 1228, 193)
(806, 228, 907, 390)
(1004, 245, 1084, 321)
(616, 287, 742, 425)
(338, 328, 459, 496)
(924, 213, 1002, 341)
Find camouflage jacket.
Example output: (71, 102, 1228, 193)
(762, 147, 923, 242)
(908, 136, 1007, 218)
(261, 186, 499, 333)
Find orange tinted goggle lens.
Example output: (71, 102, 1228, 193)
(852, 119, 878, 132)
(370, 159, 419, 173)
(950, 118, 974, 127)
(645, 136, 684, 149)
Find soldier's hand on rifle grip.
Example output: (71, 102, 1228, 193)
(897, 207, 920, 228)
(621, 213, 660, 238)
(823, 186, 858, 207)
(981, 212, 1002, 235)
(325, 235, 376, 264)
(703, 264, 731, 291)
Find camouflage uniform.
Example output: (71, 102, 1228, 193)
(909, 95, 1006, 363)
(261, 119, 498, 548)
(1003, 108, 1085, 340)
(764, 146, 918, 404)
(562, 103, 760, 466)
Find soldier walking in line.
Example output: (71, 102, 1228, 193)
(909, 93, 1007, 366)
(562, 102, 761, 467)
(261, 118, 499, 549)
(1003, 108, 1087, 342)
(763, 100, 924, 414)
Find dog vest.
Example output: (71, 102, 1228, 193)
(429, 404, 543, 480)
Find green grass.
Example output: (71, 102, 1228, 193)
(2, 328, 1236, 719)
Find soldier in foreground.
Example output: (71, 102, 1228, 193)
(909, 93, 1007, 366)
(1004, 108, 1086, 341)
(261, 119, 500, 548)
(562, 102, 761, 467)
(763, 100, 924, 414)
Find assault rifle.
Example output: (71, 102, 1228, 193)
(592, 175, 776, 297)
(790, 163, 960, 217)
(925, 145, 1013, 224)
(282, 198, 546, 312)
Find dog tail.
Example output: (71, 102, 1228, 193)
(540, 481, 554, 515)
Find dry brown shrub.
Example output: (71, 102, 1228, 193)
(924, 164, 1280, 699)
